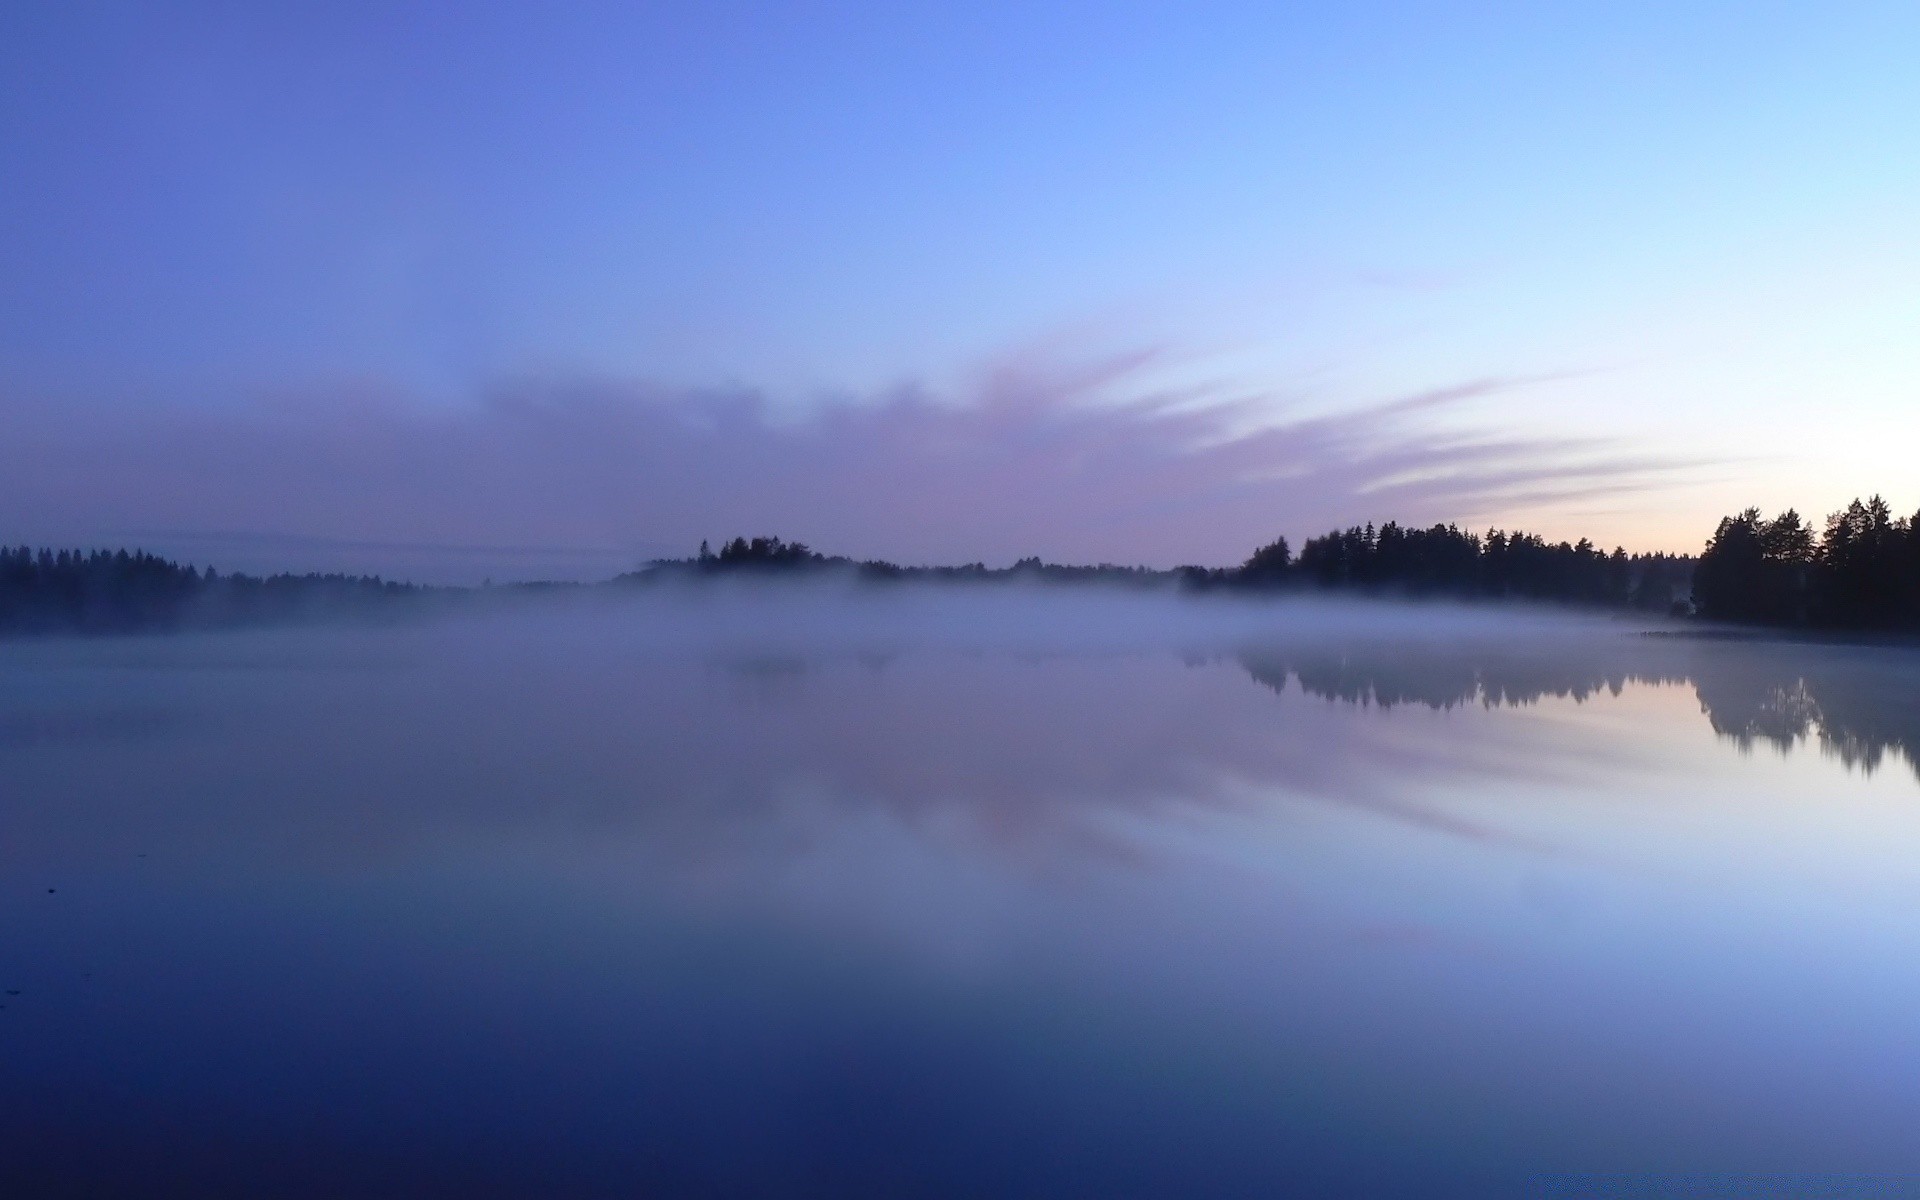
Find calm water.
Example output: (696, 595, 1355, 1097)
(3, 589, 1919, 1197)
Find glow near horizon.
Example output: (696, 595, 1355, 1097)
(2, 2, 1917, 575)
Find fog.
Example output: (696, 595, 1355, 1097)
(5, 588, 1920, 1195)
(7, 585, 1915, 871)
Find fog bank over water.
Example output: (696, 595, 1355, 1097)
(4, 589, 1914, 872)
(7, 589, 1920, 1196)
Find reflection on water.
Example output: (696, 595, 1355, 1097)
(2, 593, 1919, 1196)
(1240, 634, 1920, 782)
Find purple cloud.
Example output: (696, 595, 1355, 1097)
(0, 350, 1688, 581)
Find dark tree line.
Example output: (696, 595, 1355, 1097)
(1693, 497, 1920, 630)
(0, 546, 422, 635)
(641, 537, 1167, 586)
(703, 536, 822, 567)
(643, 526, 1695, 612)
(11, 497, 1916, 638)
(1220, 521, 1693, 612)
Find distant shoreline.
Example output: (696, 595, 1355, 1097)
(8, 495, 1917, 638)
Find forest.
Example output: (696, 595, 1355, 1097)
(3, 496, 1915, 636)
(1691, 497, 1920, 630)
(1213, 521, 1694, 611)
(641, 528, 1694, 609)
(0, 546, 425, 635)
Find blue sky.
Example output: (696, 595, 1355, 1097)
(3, 2, 1916, 577)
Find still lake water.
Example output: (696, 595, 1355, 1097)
(3, 588, 1919, 1197)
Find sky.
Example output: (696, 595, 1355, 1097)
(2, 1, 1916, 581)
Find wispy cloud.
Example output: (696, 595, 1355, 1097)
(0, 349, 1694, 580)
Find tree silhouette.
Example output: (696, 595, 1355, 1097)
(1257, 520, 1680, 610)
(1240, 536, 1291, 582)
(0, 545, 427, 635)
(1694, 497, 1918, 630)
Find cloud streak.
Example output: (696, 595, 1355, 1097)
(0, 351, 1692, 581)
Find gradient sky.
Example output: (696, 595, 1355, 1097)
(3, 2, 1917, 580)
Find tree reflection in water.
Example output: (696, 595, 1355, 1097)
(1238, 634, 1920, 782)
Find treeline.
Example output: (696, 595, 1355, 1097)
(633, 536, 1167, 587)
(1693, 497, 1920, 630)
(10, 495, 1916, 637)
(646, 528, 1693, 610)
(1209, 521, 1694, 611)
(0, 546, 424, 635)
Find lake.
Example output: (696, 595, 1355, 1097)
(3, 587, 1918, 1197)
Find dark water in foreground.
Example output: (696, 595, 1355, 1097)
(3, 590, 1919, 1197)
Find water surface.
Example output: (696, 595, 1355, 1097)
(3, 590, 1918, 1196)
